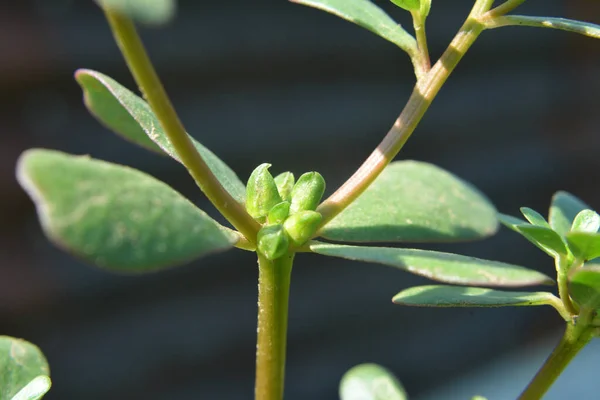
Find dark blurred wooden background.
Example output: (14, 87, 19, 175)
(1, 1, 599, 399)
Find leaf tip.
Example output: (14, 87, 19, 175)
(74, 68, 91, 79)
(73, 68, 100, 87)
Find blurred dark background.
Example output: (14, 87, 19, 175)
(1, 0, 599, 399)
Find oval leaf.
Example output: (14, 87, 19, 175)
(393, 285, 560, 308)
(290, 0, 417, 55)
(95, 0, 176, 25)
(340, 364, 407, 400)
(0, 336, 50, 400)
(75, 69, 246, 203)
(520, 207, 550, 228)
(566, 232, 600, 262)
(569, 264, 600, 310)
(310, 243, 553, 287)
(549, 191, 591, 237)
(498, 214, 568, 258)
(390, 0, 420, 12)
(319, 161, 498, 243)
(17, 149, 238, 272)
(514, 225, 569, 258)
(571, 209, 600, 233)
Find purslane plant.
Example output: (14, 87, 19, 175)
(8, 0, 600, 399)
(391, 191, 600, 400)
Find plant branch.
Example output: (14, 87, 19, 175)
(411, 11, 431, 71)
(518, 316, 595, 400)
(483, 15, 600, 40)
(556, 256, 578, 316)
(486, 0, 527, 18)
(316, 0, 493, 226)
(545, 294, 572, 322)
(101, 7, 261, 243)
(255, 253, 294, 400)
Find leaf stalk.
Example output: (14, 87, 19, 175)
(487, 0, 527, 18)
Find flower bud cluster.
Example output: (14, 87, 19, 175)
(246, 164, 325, 260)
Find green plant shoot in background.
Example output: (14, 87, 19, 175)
(6, 0, 600, 399)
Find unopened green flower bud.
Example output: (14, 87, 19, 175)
(257, 224, 289, 260)
(283, 210, 322, 246)
(246, 163, 282, 222)
(267, 201, 291, 225)
(274, 172, 295, 202)
(290, 172, 325, 214)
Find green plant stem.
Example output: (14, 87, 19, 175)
(412, 11, 431, 72)
(545, 295, 572, 322)
(518, 317, 595, 400)
(316, 0, 493, 226)
(557, 270, 578, 316)
(556, 257, 578, 316)
(487, 0, 527, 18)
(101, 7, 260, 244)
(483, 15, 600, 40)
(255, 253, 294, 400)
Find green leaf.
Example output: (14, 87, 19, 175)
(549, 191, 591, 237)
(569, 264, 600, 309)
(498, 214, 568, 258)
(17, 149, 238, 273)
(571, 210, 600, 233)
(566, 232, 600, 262)
(0, 336, 51, 400)
(310, 243, 553, 287)
(393, 285, 560, 308)
(520, 207, 550, 228)
(96, 0, 176, 25)
(516, 225, 569, 257)
(390, 0, 419, 12)
(75, 69, 246, 203)
(340, 364, 407, 400)
(290, 0, 417, 55)
(319, 161, 498, 243)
